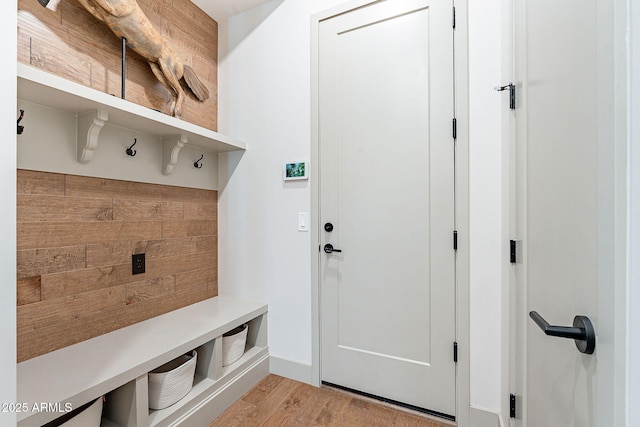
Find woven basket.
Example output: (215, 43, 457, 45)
(148, 350, 197, 410)
(222, 324, 248, 367)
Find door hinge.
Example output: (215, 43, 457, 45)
(453, 230, 458, 251)
(453, 342, 458, 363)
(510, 240, 517, 263)
(509, 84, 516, 109)
(452, 6, 456, 29)
(452, 118, 457, 140)
(510, 393, 517, 418)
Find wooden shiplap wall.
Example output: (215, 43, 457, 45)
(17, 170, 218, 362)
(17, 0, 218, 130)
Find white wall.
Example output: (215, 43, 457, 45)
(218, 0, 505, 414)
(218, 0, 319, 373)
(0, 1, 17, 425)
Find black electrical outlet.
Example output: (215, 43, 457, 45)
(132, 253, 145, 275)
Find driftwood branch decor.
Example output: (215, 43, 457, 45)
(38, 0, 210, 118)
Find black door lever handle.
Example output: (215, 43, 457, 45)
(324, 244, 342, 254)
(494, 82, 516, 109)
(529, 311, 596, 354)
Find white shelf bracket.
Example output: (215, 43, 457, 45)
(77, 108, 109, 163)
(162, 134, 188, 175)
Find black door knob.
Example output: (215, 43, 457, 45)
(324, 222, 334, 232)
(324, 244, 342, 254)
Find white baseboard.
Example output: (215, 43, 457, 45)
(470, 406, 502, 427)
(269, 356, 313, 385)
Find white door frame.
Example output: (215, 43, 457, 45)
(310, 1, 470, 424)
(504, 0, 630, 424)
(629, 3, 640, 425)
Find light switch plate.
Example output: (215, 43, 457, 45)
(298, 212, 309, 232)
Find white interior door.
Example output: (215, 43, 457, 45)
(512, 0, 617, 424)
(318, 0, 456, 417)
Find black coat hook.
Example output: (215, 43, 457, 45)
(17, 109, 24, 135)
(126, 138, 137, 156)
(194, 154, 204, 169)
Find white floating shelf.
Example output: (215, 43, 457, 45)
(17, 64, 245, 166)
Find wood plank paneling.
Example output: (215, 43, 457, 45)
(160, 0, 217, 58)
(17, 276, 41, 306)
(40, 251, 216, 300)
(173, 261, 218, 299)
(18, 221, 162, 250)
(159, 201, 185, 220)
(17, 246, 85, 279)
(192, 53, 217, 84)
(113, 199, 183, 221)
(162, 220, 216, 238)
(86, 242, 133, 268)
(29, 29, 93, 87)
(41, 263, 133, 301)
(17, 28, 31, 65)
(18, 0, 218, 130)
(18, 304, 124, 362)
(17, 286, 126, 334)
(17, 169, 65, 195)
(17, 171, 218, 361)
(162, 20, 215, 66)
(196, 235, 217, 253)
(65, 174, 164, 200)
(126, 276, 175, 305)
(133, 237, 197, 259)
(184, 201, 217, 221)
(113, 199, 164, 221)
(161, 185, 217, 203)
(18, 194, 113, 222)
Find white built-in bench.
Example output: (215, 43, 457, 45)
(17, 296, 269, 427)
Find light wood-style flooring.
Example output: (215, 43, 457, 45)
(208, 375, 455, 427)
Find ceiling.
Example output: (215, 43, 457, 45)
(190, 0, 274, 20)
